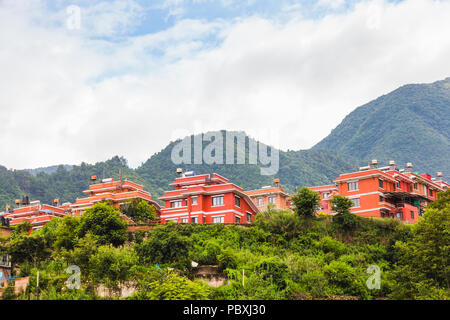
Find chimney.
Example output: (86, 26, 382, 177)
(176, 168, 184, 177)
(406, 162, 413, 170)
(437, 172, 443, 178)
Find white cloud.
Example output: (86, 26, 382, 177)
(317, 0, 346, 10)
(1, 0, 450, 169)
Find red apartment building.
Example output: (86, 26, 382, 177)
(71, 177, 161, 217)
(159, 171, 259, 224)
(0, 198, 70, 230)
(245, 179, 292, 211)
(333, 160, 445, 223)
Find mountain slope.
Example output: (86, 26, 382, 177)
(136, 131, 354, 196)
(0, 133, 354, 209)
(313, 77, 450, 179)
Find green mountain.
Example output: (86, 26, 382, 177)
(135, 132, 354, 196)
(2, 77, 448, 210)
(26, 165, 73, 176)
(313, 77, 450, 180)
(0, 133, 353, 209)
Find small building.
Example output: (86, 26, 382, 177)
(71, 178, 161, 217)
(308, 184, 338, 214)
(0, 199, 70, 230)
(245, 179, 291, 211)
(159, 170, 259, 224)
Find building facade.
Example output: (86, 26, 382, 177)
(333, 161, 444, 223)
(71, 178, 161, 217)
(245, 179, 292, 211)
(0, 199, 70, 230)
(159, 172, 259, 224)
(309, 184, 339, 214)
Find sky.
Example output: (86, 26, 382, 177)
(1, 0, 450, 169)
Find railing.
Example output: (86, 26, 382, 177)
(0, 255, 11, 268)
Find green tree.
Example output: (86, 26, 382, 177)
(330, 195, 357, 232)
(428, 189, 450, 211)
(291, 187, 320, 217)
(38, 216, 80, 251)
(8, 233, 51, 266)
(121, 199, 158, 224)
(9, 222, 32, 240)
(134, 225, 192, 268)
(89, 245, 138, 296)
(330, 195, 353, 214)
(77, 202, 127, 247)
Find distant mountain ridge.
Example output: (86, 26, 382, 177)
(26, 165, 73, 176)
(0, 132, 354, 208)
(313, 77, 450, 180)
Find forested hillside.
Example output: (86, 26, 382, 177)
(0, 132, 354, 209)
(314, 77, 450, 179)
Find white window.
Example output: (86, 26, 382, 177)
(181, 218, 188, 223)
(212, 195, 224, 207)
(323, 192, 330, 200)
(351, 198, 361, 208)
(191, 197, 198, 205)
(246, 213, 252, 223)
(235, 216, 241, 224)
(348, 181, 359, 191)
(212, 216, 224, 223)
(257, 197, 263, 207)
(268, 196, 276, 204)
(191, 217, 198, 223)
(170, 200, 182, 208)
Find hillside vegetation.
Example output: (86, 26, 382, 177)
(1, 190, 449, 300)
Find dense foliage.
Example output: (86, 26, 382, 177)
(2, 191, 449, 300)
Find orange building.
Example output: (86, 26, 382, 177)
(0, 198, 70, 230)
(332, 160, 445, 223)
(71, 178, 161, 217)
(245, 179, 291, 211)
(159, 170, 259, 224)
(309, 185, 338, 214)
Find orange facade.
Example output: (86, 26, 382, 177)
(71, 178, 161, 217)
(0, 201, 70, 230)
(332, 163, 445, 223)
(159, 173, 259, 224)
(0, 178, 161, 230)
(309, 185, 338, 214)
(245, 182, 291, 211)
